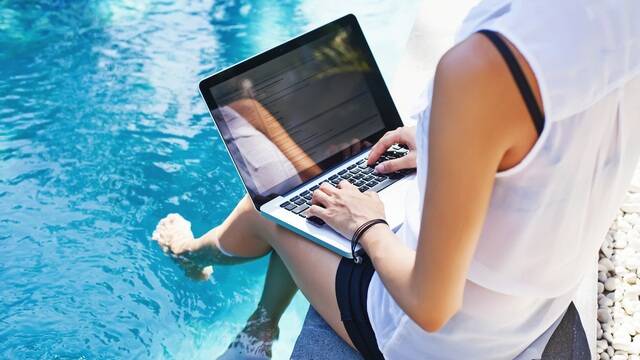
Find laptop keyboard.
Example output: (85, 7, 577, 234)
(278, 145, 412, 227)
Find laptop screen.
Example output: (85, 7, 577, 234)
(201, 16, 400, 208)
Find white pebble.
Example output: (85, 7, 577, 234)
(603, 246, 615, 258)
(625, 214, 640, 226)
(600, 296, 615, 307)
(617, 218, 633, 231)
(623, 272, 638, 284)
(600, 308, 613, 323)
(606, 277, 619, 291)
(598, 339, 609, 352)
(601, 257, 616, 272)
(598, 171, 640, 360)
(626, 257, 640, 272)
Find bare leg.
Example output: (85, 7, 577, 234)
(211, 195, 353, 347)
(222, 252, 298, 358)
(153, 196, 300, 359)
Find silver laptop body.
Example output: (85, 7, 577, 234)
(199, 14, 414, 258)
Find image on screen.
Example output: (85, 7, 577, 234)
(208, 26, 386, 205)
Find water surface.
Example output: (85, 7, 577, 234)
(0, 0, 419, 358)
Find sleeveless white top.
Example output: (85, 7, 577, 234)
(367, 0, 640, 358)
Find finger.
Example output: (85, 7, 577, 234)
(307, 205, 329, 219)
(318, 181, 338, 195)
(368, 129, 401, 165)
(312, 189, 333, 206)
(374, 153, 416, 174)
(337, 179, 357, 191)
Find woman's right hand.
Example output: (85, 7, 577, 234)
(367, 126, 417, 173)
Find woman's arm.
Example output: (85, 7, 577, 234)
(310, 33, 542, 332)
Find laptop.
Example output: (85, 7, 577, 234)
(199, 14, 414, 258)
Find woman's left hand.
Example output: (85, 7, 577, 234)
(307, 180, 386, 239)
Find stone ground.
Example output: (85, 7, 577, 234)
(597, 164, 640, 360)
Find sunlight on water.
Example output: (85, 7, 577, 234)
(0, 0, 419, 358)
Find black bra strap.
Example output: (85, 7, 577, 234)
(477, 30, 545, 136)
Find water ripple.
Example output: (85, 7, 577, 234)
(0, 0, 420, 358)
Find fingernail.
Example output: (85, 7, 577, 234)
(374, 164, 384, 173)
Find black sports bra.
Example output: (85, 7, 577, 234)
(478, 30, 545, 136)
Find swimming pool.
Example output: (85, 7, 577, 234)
(0, 0, 419, 358)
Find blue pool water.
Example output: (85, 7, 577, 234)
(0, 1, 419, 358)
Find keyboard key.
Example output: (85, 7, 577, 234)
(307, 215, 325, 226)
(292, 204, 309, 214)
(338, 169, 348, 175)
(364, 175, 374, 181)
(310, 185, 319, 191)
(289, 195, 301, 202)
(300, 190, 311, 196)
(302, 193, 312, 200)
(347, 164, 357, 170)
(366, 181, 378, 187)
(362, 167, 374, 174)
(367, 179, 393, 193)
(284, 203, 297, 211)
(329, 174, 339, 181)
(358, 185, 369, 192)
(341, 173, 352, 179)
(355, 180, 365, 187)
(281, 201, 297, 211)
(294, 198, 306, 205)
(357, 159, 366, 165)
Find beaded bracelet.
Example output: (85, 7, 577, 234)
(351, 218, 388, 264)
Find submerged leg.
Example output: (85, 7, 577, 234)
(153, 195, 298, 359)
(220, 252, 298, 359)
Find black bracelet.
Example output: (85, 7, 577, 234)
(351, 219, 388, 264)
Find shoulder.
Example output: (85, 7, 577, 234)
(430, 32, 541, 164)
(436, 32, 542, 115)
(483, 0, 639, 118)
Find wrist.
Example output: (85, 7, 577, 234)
(359, 222, 392, 251)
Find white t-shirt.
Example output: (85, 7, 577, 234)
(367, 0, 640, 358)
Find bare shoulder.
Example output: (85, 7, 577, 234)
(432, 32, 542, 169)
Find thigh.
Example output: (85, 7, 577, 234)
(267, 225, 354, 349)
(215, 195, 276, 257)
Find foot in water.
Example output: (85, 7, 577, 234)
(218, 306, 280, 360)
(152, 213, 214, 280)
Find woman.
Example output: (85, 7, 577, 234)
(154, 0, 640, 358)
